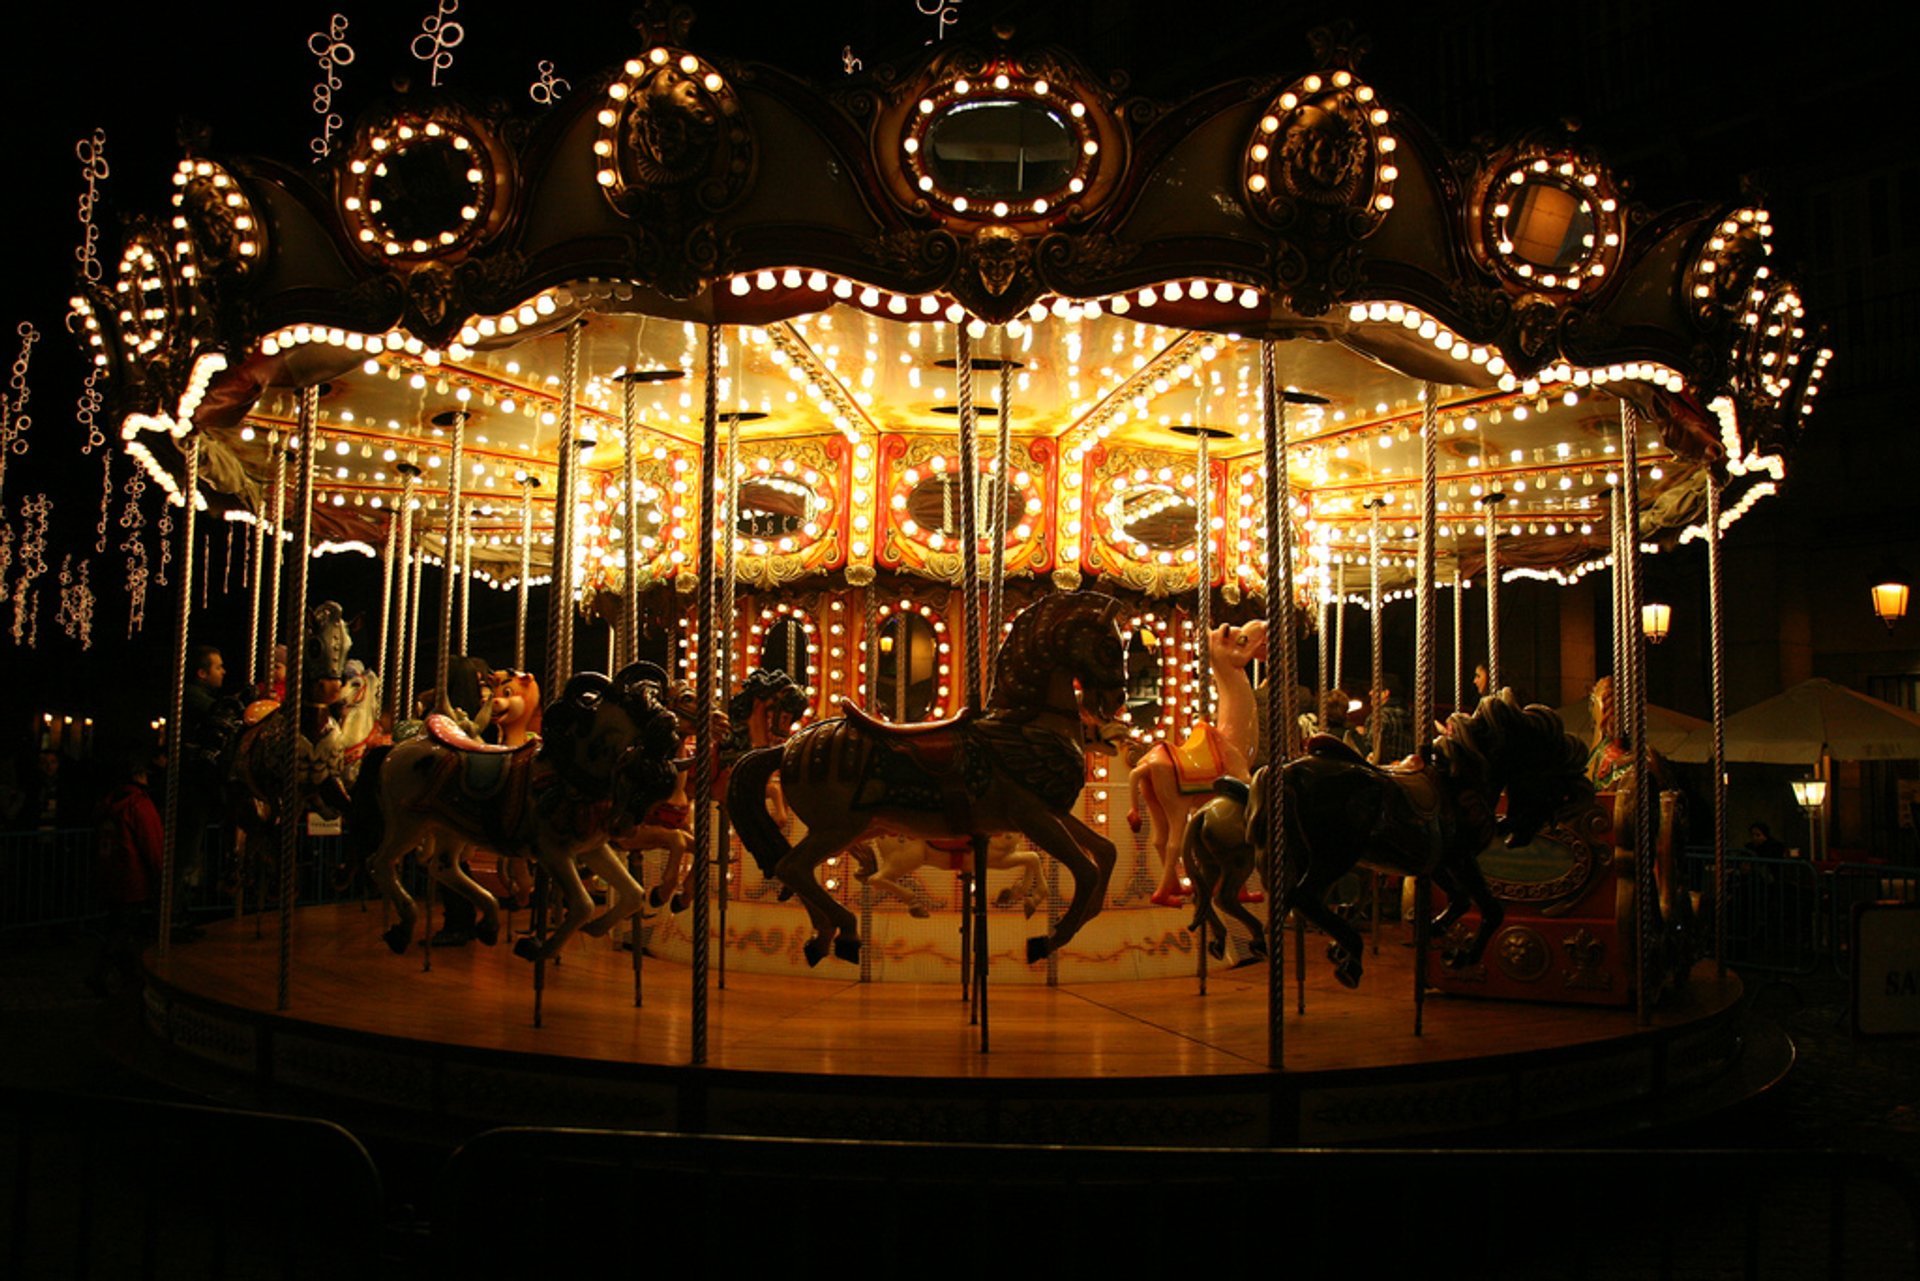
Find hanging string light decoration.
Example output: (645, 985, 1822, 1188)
(0, 514, 11, 606)
(56, 554, 94, 650)
(528, 59, 568, 105)
(411, 0, 463, 88)
(0, 323, 42, 500)
(11, 494, 50, 646)
(73, 129, 108, 287)
(156, 501, 173, 588)
(307, 15, 354, 160)
(94, 450, 112, 553)
(120, 464, 150, 636)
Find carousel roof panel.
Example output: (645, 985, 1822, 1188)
(89, 21, 1829, 600)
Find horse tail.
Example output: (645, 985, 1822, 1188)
(725, 747, 788, 879)
(850, 840, 878, 881)
(346, 744, 392, 862)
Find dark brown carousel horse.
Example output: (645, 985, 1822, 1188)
(1198, 691, 1591, 986)
(727, 591, 1132, 967)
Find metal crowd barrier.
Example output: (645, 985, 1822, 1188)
(1685, 849, 1824, 976)
(436, 1128, 1920, 1277)
(0, 1087, 386, 1278)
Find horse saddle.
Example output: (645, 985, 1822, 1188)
(841, 700, 985, 831)
(840, 700, 978, 776)
(1168, 721, 1231, 794)
(415, 739, 539, 852)
(425, 713, 527, 756)
(1306, 734, 1443, 824)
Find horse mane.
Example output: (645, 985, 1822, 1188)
(987, 591, 1121, 708)
(1439, 691, 1591, 796)
(729, 667, 808, 721)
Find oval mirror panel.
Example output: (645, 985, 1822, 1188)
(924, 100, 1076, 200)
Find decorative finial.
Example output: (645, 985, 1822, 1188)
(1306, 21, 1369, 71)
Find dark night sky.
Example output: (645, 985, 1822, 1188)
(0, 1, 1897, 752)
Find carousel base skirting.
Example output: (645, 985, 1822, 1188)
(140, 903, 1783, 1147)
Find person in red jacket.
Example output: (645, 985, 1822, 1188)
(88, 753, 168, 995)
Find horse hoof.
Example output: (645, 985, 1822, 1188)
(1026, 936, 1051, 965)
(382, 924, 411, 955)
(1335, 961, 1362, 989)
(832, 936, 862, 965)
(1149, 889, 1187, 908)
(1022, 901, 1038, 921)
(803, 938, 828, 968)
(909, 905, 931, 920)
(475, 920, 499, 947)
(1237, 888, 1265, 903)
(512, 937, 541, 963)
(1325, 943, 1348, 965)
(1208, 938, 1227, 962)
(994, 887, 1016, 909)
(776, 885, 795, 902)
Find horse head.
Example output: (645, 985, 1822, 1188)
(1452, 691, 1594, 848)
(732, 667, 810, 746)
(995, 592, 1129, 723)
(606, 679, 685, 835)
(306, 601, 350, 682)
(1207, 620, 1270, 673)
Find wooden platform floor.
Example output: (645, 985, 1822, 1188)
(147, 904, 1742, 1082)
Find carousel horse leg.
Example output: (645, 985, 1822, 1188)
(579, 843, 645, 938)
(367, 826, 422, 955)
(1438, 852, 1504, 969)
(1017, 808, 1112, 963)
(426, 852, 502, 947)
(1280, 841, 1367, 987)
(514, 853, 595, 964)
(774, 822, 865, 967)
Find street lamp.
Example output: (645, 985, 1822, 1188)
(1791, 777, 1828, 861)
(1871, 579, 1908, 631)
(1641, 601, 1672, 645)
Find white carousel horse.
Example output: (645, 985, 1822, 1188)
(359, 665, 681, 963)
(853, 831, 1044, 919)
(1126, 620, 1268, 905)
(728, 592, 1132, 968)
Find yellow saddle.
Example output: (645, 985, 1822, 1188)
(1168, 722, 1230, 794)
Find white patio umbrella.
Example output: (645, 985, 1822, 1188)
(1667, 678, 1920, 765)
(1554, 697, 1708, 758)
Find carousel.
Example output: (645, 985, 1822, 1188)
(88, 11, 1828, 1144)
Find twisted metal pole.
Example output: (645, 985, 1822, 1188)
(537, 323, 583, 1027)
(1259, 339, 1293, 1071)
(1332, 563, 1345, 694)
(1707, 465, 1728, 982)
(395, 465, 421, 719)
(690, 324, 721, 1064)
(278, 393, 318, 1011)
(264, 437, 287, 691)
(376, 512, 396, 694)
(989, 337, 1012, 651)
(716, 403, 742, 991)
(622, 378, 642, 667)
(956, 325, 989, 1049)
(1366, 498, 1384, 762)
(1482, 493, 1503, 691)
(1196, 427, 1213, 724)
(1623, 402, 1654, 1025)
(246, 503, 266, 691)
(516, 477, 536, 671)
(1414, 386, 1439, 1034)
(1452, 563, 1464, 713)
(436, 413, 466, 701)
(156, 436, 201, 960)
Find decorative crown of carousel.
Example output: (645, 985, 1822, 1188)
(76, 12, 1826, 736)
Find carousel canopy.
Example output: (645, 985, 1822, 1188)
(77, 14, 1830, 605)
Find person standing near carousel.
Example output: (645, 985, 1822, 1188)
(172, 644, 233, 932)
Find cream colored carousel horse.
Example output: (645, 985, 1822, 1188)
(1126, 621, 1269, 905)
(853, 831, 1044, 919)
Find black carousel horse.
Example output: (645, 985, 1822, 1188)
(1190, 691, 1592, 986)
